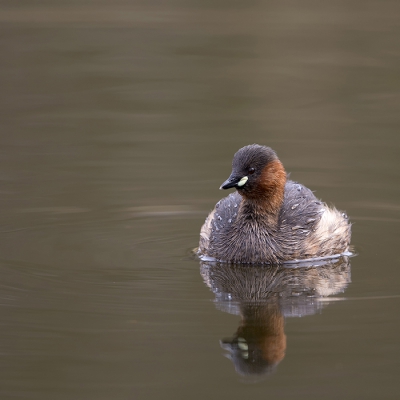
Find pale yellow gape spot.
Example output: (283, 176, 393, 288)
(237, 176, 248, 187)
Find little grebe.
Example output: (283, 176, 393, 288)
(199, 144, 351, 264)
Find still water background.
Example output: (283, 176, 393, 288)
(1, 1, 399, 399)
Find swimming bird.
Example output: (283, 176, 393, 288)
(199, 144, 351, 264)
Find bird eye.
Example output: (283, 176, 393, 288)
(248, 167, 255, 175)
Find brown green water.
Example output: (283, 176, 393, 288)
(0, 1, 399, 399)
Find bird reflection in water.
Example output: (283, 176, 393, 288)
(200, 255, 351, 380)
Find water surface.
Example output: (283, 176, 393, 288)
(0, 1, 399, 399)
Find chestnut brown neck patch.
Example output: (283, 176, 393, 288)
(241, 160, 286, 216)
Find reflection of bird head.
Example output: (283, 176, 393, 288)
(221, 302, 286, 379)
